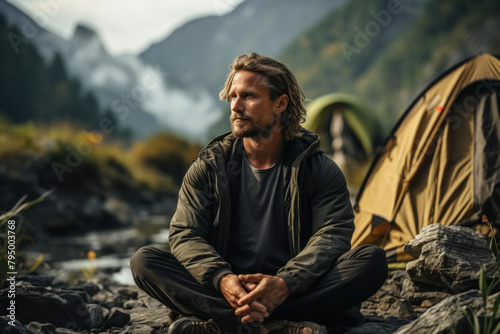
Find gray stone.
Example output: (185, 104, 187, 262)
(104, 197, 133, 225)
(67, 283, 101, 297)
(55, 328, 80, 334)
(123, 300, 144, 309)
(86, 304, 104, 329)
(0, 287, 91, 331)
(142, 296, 163, 310)
(394, 290, 500, 334)
(0, 317, 39, 333)
(119, 324, 158, 334)
(377, 296, 417, 320)
(401, 278, 453, 304)
(16, 275, 53, 287)
(93, 286, 139, 309)
(344, 316, 410, 334)
(27, 322, 56, 334)
(103, 308, 130, 329)
(404, 224, 498, 291)
(361, 270, 416, 320)
(92, 291, 118, 309)
(128, 306, 172, 330)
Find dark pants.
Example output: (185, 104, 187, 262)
(130, 245, 387, 331)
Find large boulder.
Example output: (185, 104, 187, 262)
(395, 290, 500, 334)
(0, 286, 91, 331)
(404, 224, 498, 292)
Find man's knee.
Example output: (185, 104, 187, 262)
(130, 246, 169, 279)
(353, 245, 388, 282)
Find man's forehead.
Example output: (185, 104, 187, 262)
(231, 70, 267, 88)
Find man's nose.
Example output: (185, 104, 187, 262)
(231, 97, 244, 112)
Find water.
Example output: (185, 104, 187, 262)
(27, 214, 171, 285)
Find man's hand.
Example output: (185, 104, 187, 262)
(236, 274, 289, 323)
(219, 274, 269, 322)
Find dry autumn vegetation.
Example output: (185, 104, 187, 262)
(0, 119, 201, 195)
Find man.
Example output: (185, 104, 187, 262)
(130, 53, 388, 334)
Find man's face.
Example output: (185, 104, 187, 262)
(228, 70, 281, 139)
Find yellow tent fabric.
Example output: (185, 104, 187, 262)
(351, 54, 500, 262)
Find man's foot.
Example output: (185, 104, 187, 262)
(260, 320, 327, 334)
(167, 316, 222, 334)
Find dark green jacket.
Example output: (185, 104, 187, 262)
(169, 128, 354, 297)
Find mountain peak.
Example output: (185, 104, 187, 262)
(72, 24, 98, 41)
(70, 23, 107, 54)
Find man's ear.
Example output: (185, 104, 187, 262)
(276, 94, 289, 114)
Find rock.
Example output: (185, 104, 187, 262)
(55, 328, 80, 334)
(83, 196, 104, 221)
(119, 324, 159, 334)
(142, 296, 164, 309)
(92, 291, 118, 309)
(116, 287, 139, 300)
(344, 316, 410, 334)
(404, 224, 498, 291)
(103, 308, 130, 329)
(92, 286, 139, 309)
(401, 278, 453, 305)
(1, 317, 39, 333)
(377, 296, 417, 320)
(394, 290, 500, 333)
(0, 286, 91, 331)
(123, 300, 144, 309)
(401, 278, 453, 304)
(104, 197, 133, 225)
(67, 283, 101, 297)
(27, 322, 56, 334)
(361, 270, 417, 320)
(128, 306, 172, 331)
(86, 304, 104, 329)
(16, 275, 53, 287)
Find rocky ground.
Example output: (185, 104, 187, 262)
(2, 224, 500, 334)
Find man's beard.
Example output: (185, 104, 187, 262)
(231, 114, 277, 139)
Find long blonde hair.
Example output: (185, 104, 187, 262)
(219, 53, 307, 141)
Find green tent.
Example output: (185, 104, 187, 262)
(304, 93, 383, 169)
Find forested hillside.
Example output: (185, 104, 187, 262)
(281, 0, 500, 132)
(0, 14, 115, 128)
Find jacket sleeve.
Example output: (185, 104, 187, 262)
(277, 155, 354, 296)
(168, 158, 233, 290)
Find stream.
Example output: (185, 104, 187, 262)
(26, 213, 171, 286)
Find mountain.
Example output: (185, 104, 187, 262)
(0, 14, 103, 128)
(0, 0, 67, 60)
(280, 0, 500, 132)
(140, 0, 348, 97)
(0, 0, 217, 139)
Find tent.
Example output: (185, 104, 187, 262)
(351, 53, 500, 262)
(303, 93, 383, 171)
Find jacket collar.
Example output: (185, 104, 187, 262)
(198, 127, 321, 169)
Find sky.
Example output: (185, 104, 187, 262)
(7, 0, 245, 55)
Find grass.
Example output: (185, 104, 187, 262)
(0, 191, 52, 286)
(458, 219, 500, 333)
